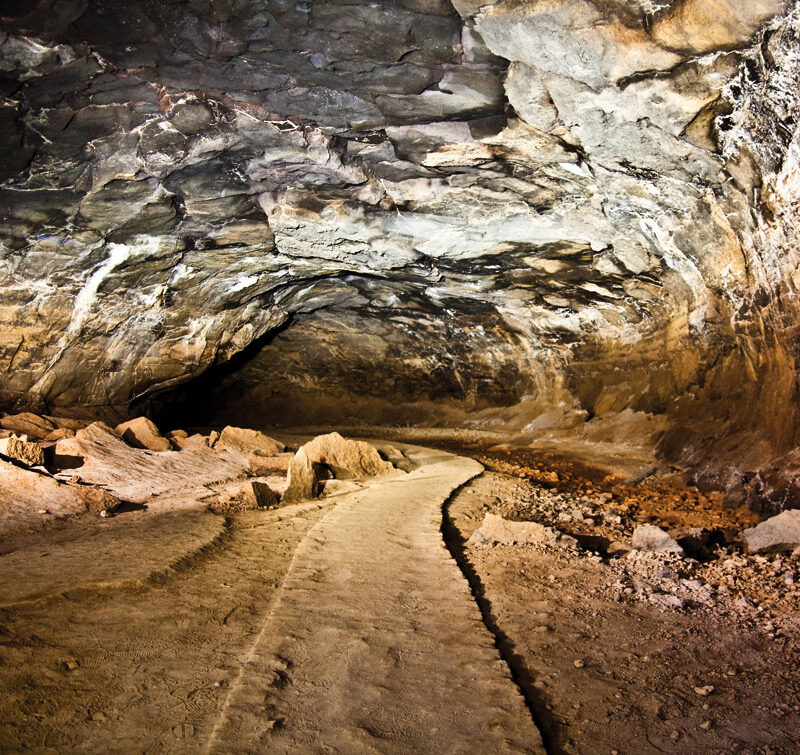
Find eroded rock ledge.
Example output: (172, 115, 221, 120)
(1, 0, 799, 508)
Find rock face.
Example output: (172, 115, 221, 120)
(1, 2, 799, 508)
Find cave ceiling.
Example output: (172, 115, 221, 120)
(0, 0, 798, 458)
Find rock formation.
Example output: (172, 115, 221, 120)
(1, 1, 799, 508)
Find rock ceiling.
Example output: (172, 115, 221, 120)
(1, 0, 799, 501)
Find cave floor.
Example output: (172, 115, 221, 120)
(0, 440, 797, 753)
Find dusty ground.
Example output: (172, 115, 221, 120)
(447, 472, 800, 754)
(0, 428, 798, 753)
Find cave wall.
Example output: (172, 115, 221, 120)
(1, 0, 800, 506)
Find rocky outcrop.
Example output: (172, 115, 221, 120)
(1, 1, 799, 508)
(283, 432, 397, 501)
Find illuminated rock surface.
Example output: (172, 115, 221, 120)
(1, 0, 799, 507)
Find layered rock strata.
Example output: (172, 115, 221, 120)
(1, 1, 799, 506)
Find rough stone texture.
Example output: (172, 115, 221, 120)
(283, 447, 322, 503)
(248, 451, 292, 476)
(0, 2, 799, 507)
(114, 416, 173, 452)
(0, 435, 46, 467)
(218, 426, 285, 456)
(742, 510, 800, 553)
(631, 524, 684, 554)
(0, 413, 55, 439)
(0, 458, 119, 540)
(218, 479, 279, 509)
(299, 432, 397, 480)
(469, 512, 578, 548)
(54, 422, 245, 502)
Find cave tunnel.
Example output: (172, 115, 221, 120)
(1, 0, 800, 751)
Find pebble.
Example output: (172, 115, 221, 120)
(573, 659, 585, 668)
(700, 720, 713, 730)
(670, 730, 680, 740)
(694, 685, 715, 696)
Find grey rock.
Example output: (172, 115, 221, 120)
(631, 525, 684, 554)
(743, 511, 800, 554)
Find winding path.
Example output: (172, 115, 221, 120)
(208, 445, 544, 753)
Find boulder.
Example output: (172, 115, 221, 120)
(251, 481, 279, 508)
(300, 432, 395, 480)
(218, 426, 285, 456)
(469, 513, 578, 549)
(0, 412, 55, 439)
(631, 524, 684, 554)
(283, 447, 323, 503)
(0, 435, 46, 467)
(114, 417, 173, 452)
(742, 510, 800, 554)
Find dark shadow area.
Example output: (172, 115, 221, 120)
(109, 500, 148, 515)
(440, 479, 562, 755)
(138, 315, 295, 431)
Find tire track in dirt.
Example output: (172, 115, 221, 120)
(207, 446, 545, 753)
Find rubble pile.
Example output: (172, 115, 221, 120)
(466, 453, 800, 645)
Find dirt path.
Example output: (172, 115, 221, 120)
(0, 443, 545, 753)
(209, 446, 543, 753)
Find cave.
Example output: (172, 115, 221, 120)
(1, 0, 799, 751)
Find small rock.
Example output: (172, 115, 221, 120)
(631, 524, 683, 554)
(694, 685, 714, 696)
(251, 480, 279, 508)
(700, 720, 713, 730)
(573, 659, 585, 668)
(469, 513, 575, 548)
(607, 540, 629, 556)
(114, 417, 173, 452)
(0, 435, 45, 466)
(743, 510, 800, 554)
(648, 593, 684, 610)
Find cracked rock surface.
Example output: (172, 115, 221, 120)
(1, 0, 800, 506)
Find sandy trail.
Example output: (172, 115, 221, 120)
(209, 446, 543, 753)
(0, 442, 544, 752)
